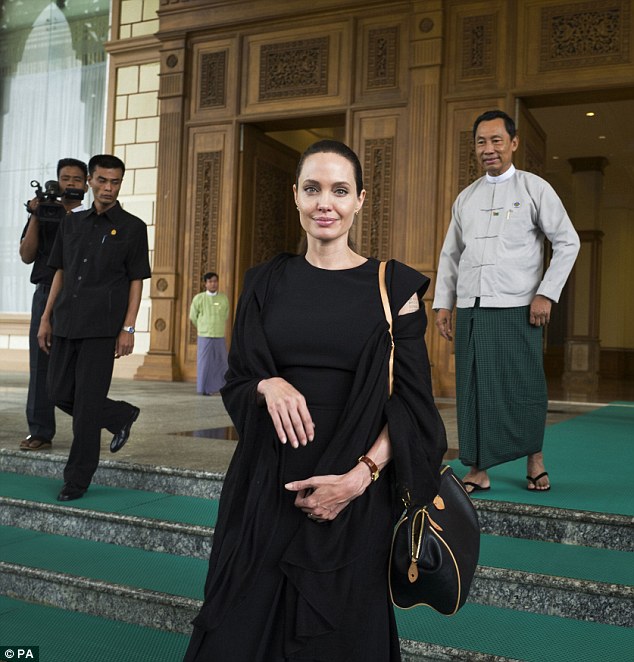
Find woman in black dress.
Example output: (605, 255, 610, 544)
(184, 140, 446, 662)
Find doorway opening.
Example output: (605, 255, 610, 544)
(234, 115, 345, 294)
(519, 90, 634, 402)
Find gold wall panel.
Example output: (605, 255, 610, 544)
(352, 111, 407, 263)
(190, 38, 238, 121)
(260, 36, 329, 100)
(188, 150, 223, 346)
(360, 137, 395, 261)
(457, 130, 481, 193)
(182, 127, 237, 373)
(356, 14, 409, 103)
(517, 0, 634, 89)
(539, 1, 630, 71)
(445, 1, 509, 94)
(241, 22, 350, 115)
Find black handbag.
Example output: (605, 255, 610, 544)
(388, 465, 480, 614)
(378, 262, 480, 615)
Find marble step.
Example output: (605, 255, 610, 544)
(0, 448, 224, 499)
(0, 518, 631, 627)
(1, 565, 519, 662)
(2, 447, 631, 553)
(476, 498, 633, 551)
(2, 559, 630, 662)
(0, 496, 213, 559)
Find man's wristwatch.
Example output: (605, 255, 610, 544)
(122, 326, 135, 334)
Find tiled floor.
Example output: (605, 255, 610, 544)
(1, 371, 628, 474)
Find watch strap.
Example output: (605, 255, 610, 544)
(358, 455, 380, 482)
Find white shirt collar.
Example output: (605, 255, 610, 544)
(205, 290, 217, 296)
(486, 164, 516, 184)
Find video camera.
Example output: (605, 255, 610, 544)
(28, 179, 85, 222)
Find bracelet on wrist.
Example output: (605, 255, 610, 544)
(358, 455, 379, 482)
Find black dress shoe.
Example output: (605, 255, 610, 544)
(57, 483, 86, 502)
(110, 406, 140, 453)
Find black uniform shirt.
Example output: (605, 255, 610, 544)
(48, 201, 151, 339)
(21, 215, 63, 286)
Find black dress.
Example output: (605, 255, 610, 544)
(184, 255, 446, 662)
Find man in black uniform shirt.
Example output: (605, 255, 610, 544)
(19, 158, 88, 451)
(38, 154, 151, 501)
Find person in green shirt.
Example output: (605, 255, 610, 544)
(189, 272, 230, 395)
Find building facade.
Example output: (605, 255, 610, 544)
(3, 0, 633, 396)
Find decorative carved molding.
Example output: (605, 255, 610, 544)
(367, 27, 398, 89)
(461, 14, 495, 80)
(200, 50, 227, 108)
(540, 1, 630, 71)
(191, 151, 222, 344)
(361, 138, 394, 260)
(458, 131, 480, 193)
(253, 159, 293, 263)
(420, 18, 435, 34)
(259, 37, 329, 100)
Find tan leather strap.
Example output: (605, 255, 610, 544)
(378, 261, 394, 396)
(358, 454, 380, 482)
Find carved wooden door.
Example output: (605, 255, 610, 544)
(235, 124, 301, 295)
(515, 100, 546, 177)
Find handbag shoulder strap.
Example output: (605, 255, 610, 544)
(378, 261, 395, 396)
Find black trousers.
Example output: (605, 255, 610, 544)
(47, 335, 136, 489)
(26, 284, 56, 441)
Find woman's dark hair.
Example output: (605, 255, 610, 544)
(472, 110, 517, 140)
(295, 139, 364, 196)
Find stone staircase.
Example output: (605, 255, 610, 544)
(1, 448, 632, 661)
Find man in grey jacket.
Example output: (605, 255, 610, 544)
(433, 109, 580, 493)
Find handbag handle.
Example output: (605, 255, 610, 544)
(378, 261, 395, 397)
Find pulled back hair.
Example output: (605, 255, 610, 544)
(473, 110, 517, 140)
(88, 154, 126, 177)
(295, 139, 364, 196)
(57, 158, 87, 180)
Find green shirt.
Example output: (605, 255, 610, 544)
(189, 291, 229, 338)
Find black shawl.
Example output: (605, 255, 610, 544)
(192, 254, 447, 653)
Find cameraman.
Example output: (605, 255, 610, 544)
(19, 158, 88, 451)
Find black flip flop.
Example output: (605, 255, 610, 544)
(462, 481, 490, 493)
(526, 471, 550, 491)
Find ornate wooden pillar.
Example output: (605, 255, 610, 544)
(136, 38, 186, 381)
(403, 2, 443, 273)
(562, 157, 607, 397)
(405, 1, 445, 395)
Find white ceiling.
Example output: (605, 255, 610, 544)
(531, 100, 634, 207)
